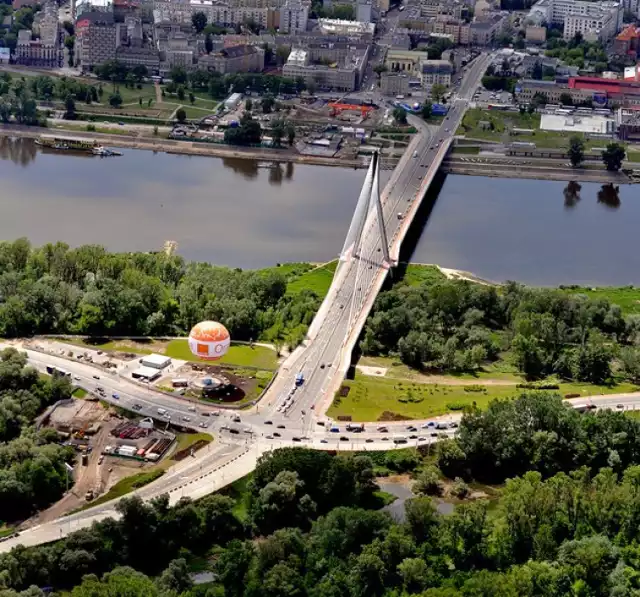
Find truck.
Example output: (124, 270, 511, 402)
(295, 372, 305, 386)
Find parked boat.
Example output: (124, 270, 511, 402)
(91, 146, 122, 157)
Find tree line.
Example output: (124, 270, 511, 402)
(8, 428, 640, 595)
(361, 277, 640, 384)
(0, 348, 75, 522)
(0, 239, 319, 349)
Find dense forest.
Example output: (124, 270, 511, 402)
(0, 348, 75, 522)
(6, 398, 640, 596)
(362, 277, 640, 383)
(0, 239, 320, 347)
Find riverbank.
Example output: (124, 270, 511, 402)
(442, 155, 634, 184)
(0, 124, 367, 169)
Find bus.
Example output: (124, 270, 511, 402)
(46, 366, 71, 378)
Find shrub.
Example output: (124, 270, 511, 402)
(446, 401, 469, 411)
(449, 477, 470, 499)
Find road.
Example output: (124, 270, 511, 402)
(0, 53, 502, 553)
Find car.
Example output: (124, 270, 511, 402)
(430, 432, 439, 437)
(320, 363, 325, 369)
(365, 438, 374, 443)
(266, 434, 274, 439)
(118, 122, 125, 126)
(273, 432, 281, 437)
(317, 420, 325, 426)
(211, 411, 220, 416)
(339, 436, 349, 441)
(406, 426, 417, 432)
(188, 406, 196, 412)
(450, 422, 459, 428)
(381, 437, 390, 441)
(229, 428, 239, 434)
(264, 420, 273, 425)
(201, 411, 210, 417)
(409, 434, 418, 439)
(98, 455, 104, 464)
(418, 437, 427, 441)
(112, 393, 119, 400)
(617, 404, 625, 410)
(132, 403, 142, 411)
(73, 376, 81, 381)
(93, 375, 100, 380)
(292, 437, 301, 442)
(232, 416, 241, 423)
(421, 422, 432, 429)
(320, 438, 329, 443)
(394, 438, 408, 444)
(182, 416, 191, 422)
(277, 424, 286, 429)
(199, 422, 209, 428)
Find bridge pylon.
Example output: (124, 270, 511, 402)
(339, 151, 391, 266)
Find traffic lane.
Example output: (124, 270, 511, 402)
(24, 349, 227, 428)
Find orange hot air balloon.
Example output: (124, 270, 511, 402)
(188, 321, 231, 361)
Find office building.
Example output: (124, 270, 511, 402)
(420, 58, 453, 87)
(528, 0, 622, 42)
(380, 71, 410, 94)
(283, 46, 367, 90)
(197, 43, 265, 72)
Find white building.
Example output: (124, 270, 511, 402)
(140, 354, 172, 369)
(317, 17, 375, 35)
(527, 0, 622, 42)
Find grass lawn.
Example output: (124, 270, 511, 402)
(563, 286, 640, 315)
(110, 83, 158, 105)
(402, 264, 447, 287)
(0, 525, 14, 538)
(286, 260, 338, 298)
(79, 469, 165, 511)
(218, 473, 252, 521)
(164, 339, 278, 370)
(329, 372, 639, 421)
(73, 387, 87, 398)
(171, 432, 213, 458)
(451, 146, 480, 155)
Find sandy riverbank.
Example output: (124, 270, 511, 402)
(0, 124, 368, 168)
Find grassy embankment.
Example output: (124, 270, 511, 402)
(457, 108, 636, 154)
(329, 264, 640, 421)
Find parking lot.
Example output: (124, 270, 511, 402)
(472, 88, 514, 107)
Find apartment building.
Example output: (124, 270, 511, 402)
(420, 0, 463, 19)
(116, 45, 161, 69)
(468, 13, 506, 45)
(278, 0, 309, 33)
(76, 11, 117, 70)
(385, 49, 428, 73)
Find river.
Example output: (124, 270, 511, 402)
(0, 137, 636, 286)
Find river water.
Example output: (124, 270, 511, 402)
(0, 137, 637, 286)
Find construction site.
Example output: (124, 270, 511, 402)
(32, 397, 178, 524)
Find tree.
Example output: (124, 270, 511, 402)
(64, 94, 76, 120)
(559, 92, 573, 106)
(108, 91, 122, 108)
(156, 558, 192, 594)
(373, 64, 387, 79)
(205, 32, 213, 54)
(261, 95, 275, 114)
(191, 11, 207, 33)
(431, 83, 447, 102)
(286, 124, 296, 146)
(414, 465, 443, 496)
(177, 85, 186, 101)
(601, 143, 626, 171)
(169, 66, 188, 85)
(421, 101, 432, 120)
(568, 135, 585, 167)
(393, 107, 407, 125)
(270, 119, 285, 147)
(176, 108, 187, 123)
(189, 92, 195, 105)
